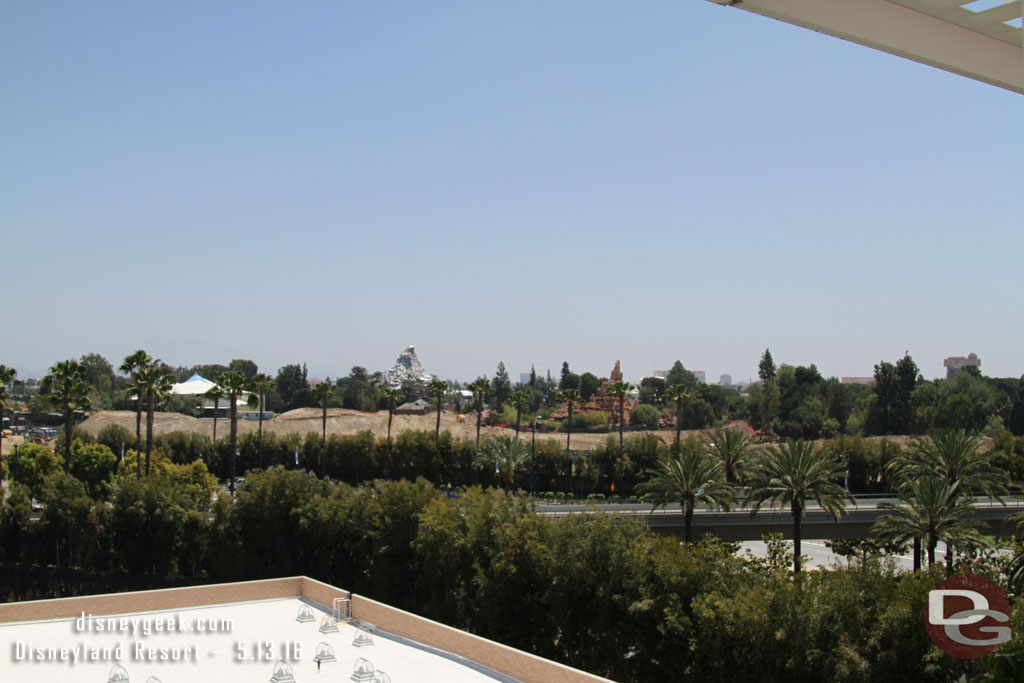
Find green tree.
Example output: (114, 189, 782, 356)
(758, 348, 776, 381)
(492, 362, 511, 406)
(665, 360, 696, 387)
(704, 427, 753, 484)
(429, 379, 449, 451)
(559, 388, 582, 453)
(508, 390, 531, 437)
(629, 403, 661, 430)
(8, 442, 63, 497)
(873, 477, 986, 569)
(0, 364, 16, 463)
(247, 373, 275, 469)
(69, 439, 119, 499)
(136, 363, 173, 477)
(636, 446, 733, 543)
(606, 381, 632, 451)
(467, 378, 490, 451)
(275, 363, 307, 409)
(43, 360, 92, 472)
(217, 370, 248, 492)
(746, 439, 853, 573)
(664, 384, 693, 454)
(204, 386, 224, 443)
(889, 429, 1008, 501)
(579, 372, 601, 401)
(313, 381, 335, 478)
(479, 435, 529, 491)
(228, 358, 258, 380)
(378, 386, 403, 476)
(119, 350, 152, 449)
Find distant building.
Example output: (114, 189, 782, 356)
(693, 370, 706, 384)
(651, 369, 666, 379)
(944, 353, 981, 379)
(519, 372, 532, 385)
(842, 377, 875, 386)
(720, 374, 732, 386)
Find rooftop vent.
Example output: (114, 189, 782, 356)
(353, 627, 374, 648)
(376, 672, 392, 683)
(296, 605, 315, 623)
(270, 659, 296, 683)
(145, 678, 163, 683)
(314, 642, 337, 664)
(320, 615, 339, 633)
(108, 664, 129, 683)
(351, 657, 376, 682)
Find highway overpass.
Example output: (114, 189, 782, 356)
(536, 496, 1024, 541)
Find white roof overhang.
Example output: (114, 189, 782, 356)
(706, 0, 1024, 95)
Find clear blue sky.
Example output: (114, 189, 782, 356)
(3, 1, 1022, 384)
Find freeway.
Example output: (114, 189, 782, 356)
(535, 495, 1024, 541)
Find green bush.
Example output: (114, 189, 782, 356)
(629, 404, 661, 429)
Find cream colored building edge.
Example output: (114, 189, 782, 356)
(0, 577, 612, 683)
(706, 0, 1024, 95)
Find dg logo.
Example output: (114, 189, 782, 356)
(926, 573, 1012, 659)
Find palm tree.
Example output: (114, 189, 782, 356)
(217, 371, 248, 493)
(428, 379, 448, 451)
(560, 389, 582, 494)
(637, 447, 734, 543)
(704, 427, 753, 484)
(313, 381, 334, 478)
(746, 439, 853, 573)
(205, 386, 224, 443)
(478, 435, 529, 491)
(664, 384, 692, 455)
(0, 364, 16, 466)
(873, 477, 986, 570)
(135, 363, 173, 477)
(119, 350, 151, 450)
(247, 373, 274, 469)
(889, 429, 1008, 501)
(468, 377, 490, 451)
(379, 386, 403, 476)
(509, 390, 531, 438)
(606, 381, 632, 451)
(43, 360, 92, 472)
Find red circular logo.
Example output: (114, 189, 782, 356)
(925, 573, 1011, 659)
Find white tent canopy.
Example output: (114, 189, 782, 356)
(171, 374, 217, 396)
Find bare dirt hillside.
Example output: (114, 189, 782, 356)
(78, 410, 921, 451)
(80, 409, 664, 449)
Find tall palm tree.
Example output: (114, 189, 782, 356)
(248, 373, 274, 469)
(509, 390, 531, 438)
(217, 371, 248, 493)
(0, 364, 16, 465)
(135, 363, 173, 477)
(873, 477, 986, 570)
(313, 381, 334, 478)
(559, 389, 582, 494)
(478, 435, 529, 491)
(637, 447, 734, 543)
(428, 379, 449, 451)
(119, 350, 151, 450)
(704, 427, 753, 484)
(606, 381, 632, 451)
(746, 439, 854, 573)
(889, 429, 1008, 501)
(379, 386, 403, 476)
(664, 384, 692, 455)
(43, 360, 92, 472)
(205, 386, 224, 443)
(468, 377, 490, 451)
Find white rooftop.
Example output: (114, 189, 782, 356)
(0, 597, 514, 683)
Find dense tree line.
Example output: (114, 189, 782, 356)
(2, 463, 1020, 681)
